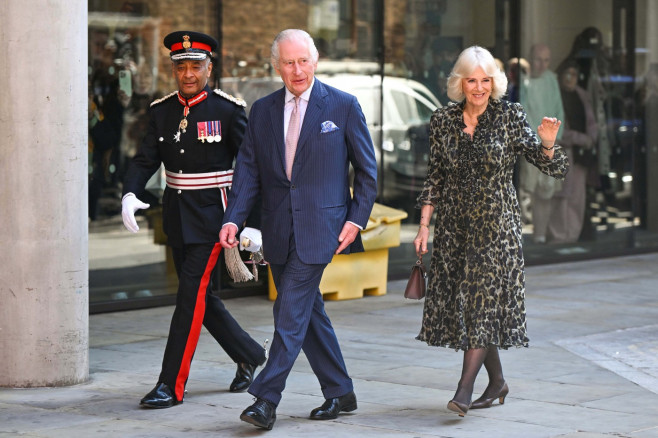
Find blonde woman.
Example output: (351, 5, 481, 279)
(413, 46, 569, 417)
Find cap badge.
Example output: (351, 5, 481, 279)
(182, 35, 191, 49)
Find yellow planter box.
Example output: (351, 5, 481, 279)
(268, 203, 407, 301)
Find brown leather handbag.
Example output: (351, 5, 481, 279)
(404, 255, 427, 299)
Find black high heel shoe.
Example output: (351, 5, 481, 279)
(470, 382, 509, 409)
(447, 399, 470, 417)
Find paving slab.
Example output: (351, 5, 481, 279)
(2, 253, 658, 437)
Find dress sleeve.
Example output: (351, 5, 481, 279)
(416, 110, 446, 207)
(510, 102, 569, 180)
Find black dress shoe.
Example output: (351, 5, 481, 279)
(309, 391, 357, 420)
(240, 398, 276, 430)
(139, 383, 181, 409)
(230, 362, 257, 393)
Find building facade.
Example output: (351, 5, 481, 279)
(87, 0, 658, 312)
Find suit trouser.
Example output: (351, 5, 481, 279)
(248, 233, 353, 406)
(159, 242, 266, 401)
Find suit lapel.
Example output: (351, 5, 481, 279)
(296, 80, 327, 156)
(269, 88, 287, 175)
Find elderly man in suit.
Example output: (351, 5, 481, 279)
(219, 29, 377, 430)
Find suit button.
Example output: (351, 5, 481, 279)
(177, 190, 182, 194)
(180, 149, 185, 154)
(158, 137, 164, 142)
(291, 184, 296, 189)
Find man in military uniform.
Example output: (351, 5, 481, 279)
(121, 30, 266, 408)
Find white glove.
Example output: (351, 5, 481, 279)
(239, 227, 262, 252)
(121, 193, 150, 233)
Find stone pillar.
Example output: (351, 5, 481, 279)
(0, 0, 89, 386)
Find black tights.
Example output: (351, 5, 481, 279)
(453, 346, 505, 404)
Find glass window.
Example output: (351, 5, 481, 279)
(87, 0, 658, 310)
(384, 0, 658, 277)
(87, 0, 384, 311)
(415, 96, 436, 121)
(219, 0, 382, 98)
(516, 0, 658, 263)
(390, 89, 415, 124)
(87, 1, 224, 310)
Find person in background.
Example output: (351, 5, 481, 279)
(519, 43, 565, 243)
(118, 61, 160, 199)
(219, 29, 377, 430)
(505, 57, 529, 103)
(120, 30, 267, 409)
(426, 40, 460, 105)
(413, 45, 568, 417)
(549, 59, 598, 243)
(89, 63, 126, 220)
(566, 27, 614, 240)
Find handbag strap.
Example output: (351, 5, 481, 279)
(416, 254, 427, 275)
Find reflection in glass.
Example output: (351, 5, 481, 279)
(87, 0, 658, 309)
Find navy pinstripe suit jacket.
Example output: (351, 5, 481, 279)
(223, 79, 378, 265)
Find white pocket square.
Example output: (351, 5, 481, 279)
(320, 120, 340, 133)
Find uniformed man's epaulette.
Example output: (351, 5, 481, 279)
(213, 89, 247, 107)
(150, 91, 178, 107)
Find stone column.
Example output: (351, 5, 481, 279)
(0, 0, 89, 386)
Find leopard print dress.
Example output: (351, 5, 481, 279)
(416, 99, 569, 351)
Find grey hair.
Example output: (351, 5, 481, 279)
(446, 46, 508, 102)
(270, 29, 319, 68)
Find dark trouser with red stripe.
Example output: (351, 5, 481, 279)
(159, 242, 266, 402)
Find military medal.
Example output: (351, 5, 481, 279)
(203, 120, 221, 143)
(175, 105, 190, 142)
(207, 121, 215, 143)
(197, 122, 208, 142)
(176, 90, 208, 143)
(213, 120, 222, 142)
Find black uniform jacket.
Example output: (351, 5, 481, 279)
(123, 85, 248, 248)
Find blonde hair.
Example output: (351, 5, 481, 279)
(446, 46, 508, 102)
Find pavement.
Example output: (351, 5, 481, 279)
(2, 253, 658, 438)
